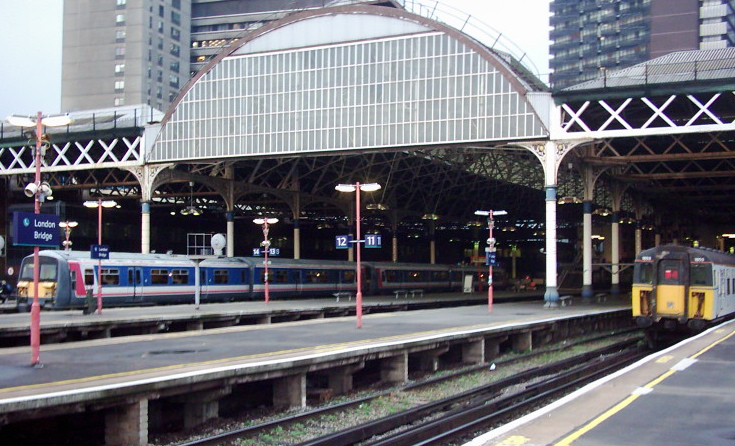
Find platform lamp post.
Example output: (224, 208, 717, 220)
(335, 182, 381, 328)
(84, 199, 117, 315)
(6, 112, 71, 367)
(253, 218, 278, 304)
(474, 209, 507, 313)
(59, 221, 78, 251)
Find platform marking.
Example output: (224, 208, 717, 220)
(494, 435, 531, 445)
(551, 326, 735, 446)
(654, 354, 674, 363)
(671, 358, 697, 371)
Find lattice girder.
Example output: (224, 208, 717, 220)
(560, 91, 735, 138)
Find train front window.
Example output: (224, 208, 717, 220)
(690, 264, 712, 286)
(634, 263, 653, 284)
(19, 258, 58, 281)
(658, 260, 682, 284)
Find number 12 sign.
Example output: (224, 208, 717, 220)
(335, 235, 352, 249)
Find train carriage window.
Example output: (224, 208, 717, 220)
(306, 270, 329, 283)
(214, 269, 228, 284)
(689, 264, 712, 286)
(101, 268, 120, 285)
(151, 269, 169, 284)
(342, 270, 355, 283)
(433, 271, 449, 281)
(658, 260, 682, 284)
(84, 269, 95, 286)
(408, 271, 423, 282)
(241, 270, 247, 284)
(383, 270, 398, 283)
(273, 270, 288, 283)
(171, 269, 189, 284)
(70, 270, 77, 291)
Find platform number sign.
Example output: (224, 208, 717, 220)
(335, 235, 352, 249)
(365, 234, 382, 248)
(486, 251, 497, 266)
(252, 247, 280, 257)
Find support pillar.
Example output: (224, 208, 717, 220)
(181, 388, 231, 429)
(484, 335, 507, 361)
(105, 399, 148, 446)
(462, 339, 485, 365)
(610, 212, 620, 295)
(226, 211, 234, 257)
(512, 331, 532, 353)
(293, 219, 301, 259)
(141, 201, 151, 254)
(543, 185, 560, 307)
(582, 200, 593, 301)
(327, 362, 365, 395)
(273, 374, 306, 409)
(415, 346, 449, 372)
(381, 352, 408, 383)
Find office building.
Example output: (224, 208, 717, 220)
(549, 0, 735, 90)
(61, 0, 399, 113)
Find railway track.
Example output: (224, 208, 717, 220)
(170, 331, 643, 446)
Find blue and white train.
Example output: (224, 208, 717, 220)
(13, 250, 495, 310)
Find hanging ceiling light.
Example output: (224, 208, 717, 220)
(180, 182, 202, 216)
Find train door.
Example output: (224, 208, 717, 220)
(128, 267, 144, 301)
(655, 252, 689, 319)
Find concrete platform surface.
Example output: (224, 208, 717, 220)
(0, 299, 624, 402)
(466, 319, 735, 446)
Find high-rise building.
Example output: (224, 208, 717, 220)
(549, 0, 735, 90)
(62, 0, 192, 112)
(61, 0, 400, 113)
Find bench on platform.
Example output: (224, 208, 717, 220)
(333, 292, 352, 302)
(409, 289, 424, 298)
(595, 293, 607, 303)
(559, 295, 573, 307)
(393, 289, 408, 299)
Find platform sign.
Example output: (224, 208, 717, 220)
(485, 251, 498, 266)
(365, 234, 382, 248)
(91, 244, 110, 259)
(12, 212, 60, 247)
(252, 247, 280, 257)
(335, 235, 352, 249)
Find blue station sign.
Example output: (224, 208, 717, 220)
(365, 234, 382, 248)
(91, 244, 110, 259)
(252, 247, 280, 257)
(12, 212, 60, 248)
(335, 235, 352, 249)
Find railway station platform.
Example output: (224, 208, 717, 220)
(0, 294, 628, 446)
(467, 319, 735, 446)
(0, 290, 546, 346)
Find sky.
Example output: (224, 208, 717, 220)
(0, 0, 551, 119)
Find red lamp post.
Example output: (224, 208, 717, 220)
(475, 209, 507, 313)
(253, 217, 278, 304)
(336, 182, 381, 328)
(84, 199, 117, 315)
(6, 112, 71, 366)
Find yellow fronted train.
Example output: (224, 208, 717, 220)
(632, 244, 735, 344)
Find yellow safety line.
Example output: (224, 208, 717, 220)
(552, 327, 735, 445)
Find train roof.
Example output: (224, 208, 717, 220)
(636, 244, 735, 265)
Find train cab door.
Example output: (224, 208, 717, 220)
(654, 251, 689, 319)
(129, 267, 144, 301)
